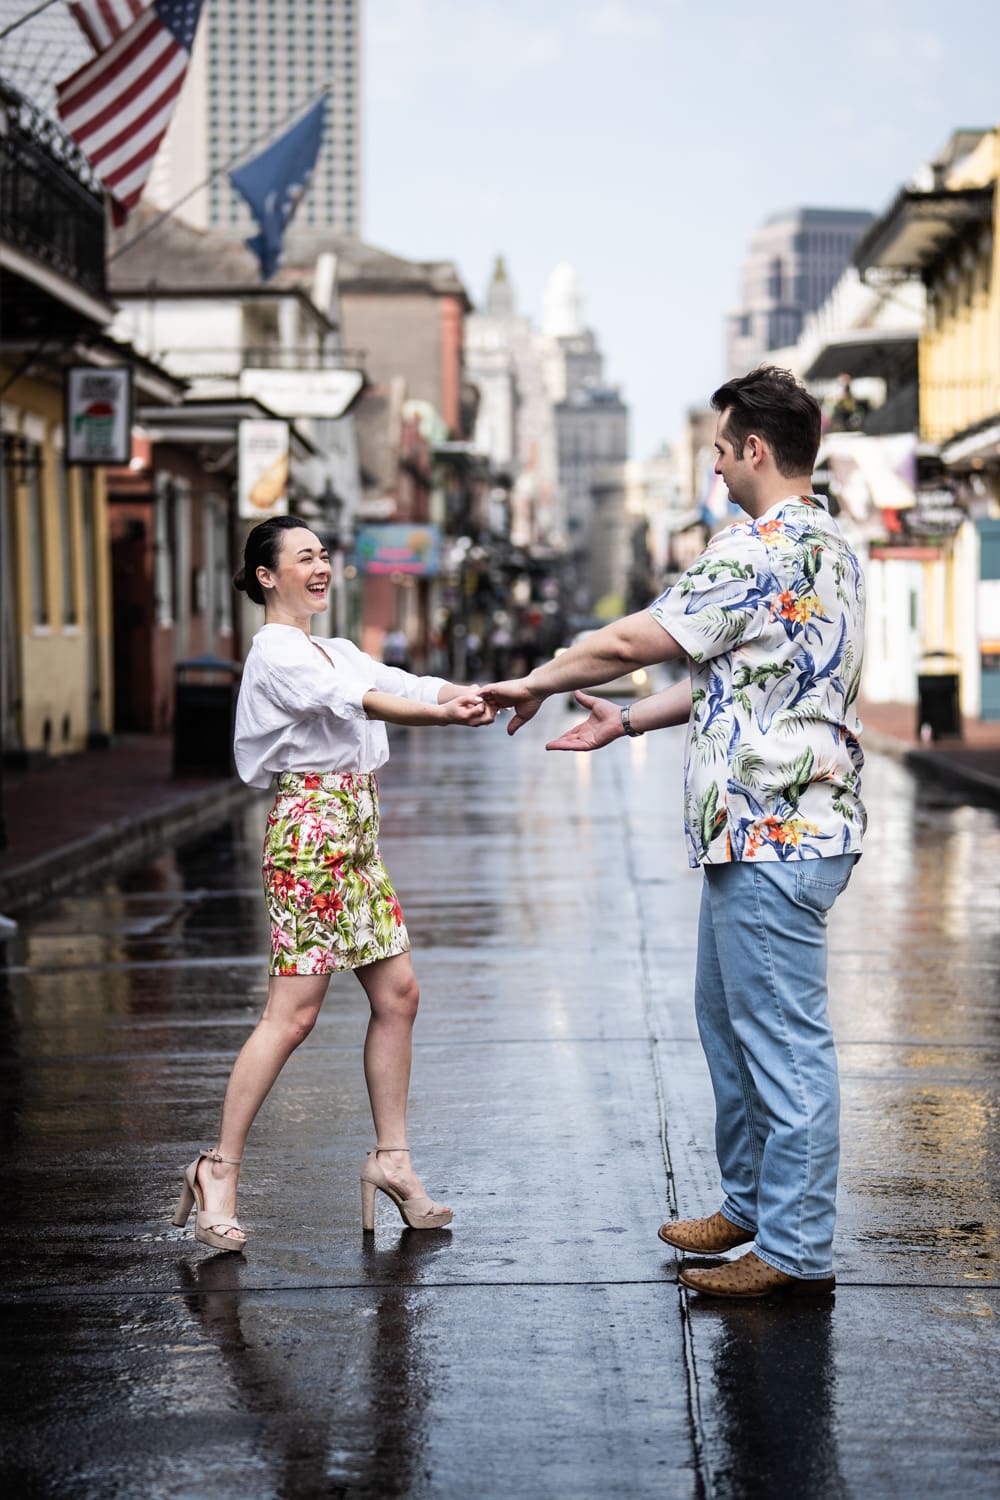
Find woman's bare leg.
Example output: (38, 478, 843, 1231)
(355, 952, 449, 1213)
(197, 974, 330, 1240)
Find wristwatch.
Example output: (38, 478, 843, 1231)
(620, 704, 644, 737)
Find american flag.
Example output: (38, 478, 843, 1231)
(69, 1, 151, 53)
(56, 0, 204, 223)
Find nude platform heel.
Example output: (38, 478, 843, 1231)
(360, 1147, 453, 1231)
(173, 1148, 247, 1252)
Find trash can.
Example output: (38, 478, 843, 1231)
(173, 654, 242, 777)
(916, 651, 962, 741)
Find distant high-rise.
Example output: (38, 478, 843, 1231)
(726, 207, 873, 377)
(0, 1, 362, 245)
(149, 0, 361, 245)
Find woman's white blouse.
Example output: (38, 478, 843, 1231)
(233, 624, 446, 788)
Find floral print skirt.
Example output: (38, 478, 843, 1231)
(263, 771, 410, 976)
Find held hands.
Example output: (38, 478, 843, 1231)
(545, 692, 625, 752)
(480, 679, 545, 735)
(442, 686, 497, 727)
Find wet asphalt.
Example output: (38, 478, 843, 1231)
(1, 714, 999, 1499)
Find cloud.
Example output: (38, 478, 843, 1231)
(584, 3, 666, 41)
(856, 25, 947, 83)
(367, 1, 564, 102)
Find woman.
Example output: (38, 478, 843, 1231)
(173, 515, 494, 1251)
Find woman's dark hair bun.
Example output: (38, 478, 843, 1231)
(233, 566, 248, 594)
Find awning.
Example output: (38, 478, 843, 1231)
(853, 184, 994, 276)
(819, 432, 917, 537)
(137, 398, 317, 457)
(804, 328, 918, 383)
(940, 413, 1000, 467)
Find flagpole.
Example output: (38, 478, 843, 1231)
(108, 86, 332, 264)
(0, 0, 62, 42)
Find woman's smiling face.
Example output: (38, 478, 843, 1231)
(258, 526, 331, 620)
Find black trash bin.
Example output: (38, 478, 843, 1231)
(916, 651, 962, 741)
(173, 654, 242, 777)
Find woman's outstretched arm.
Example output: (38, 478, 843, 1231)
(362, 688, 496, 728)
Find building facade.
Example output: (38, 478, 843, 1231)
(854, 126, 1000, 719)
(726, 207, 874, 377)
(1, 84, 122, 764)
(464, 258, 559, 548)
(537, 264, 629, 607)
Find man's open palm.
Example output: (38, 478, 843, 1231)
(545, 692, 623, 751)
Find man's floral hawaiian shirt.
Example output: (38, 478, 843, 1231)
(649, 495, 867, 867)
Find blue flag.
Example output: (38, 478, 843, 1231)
(230, 96, 327, 280)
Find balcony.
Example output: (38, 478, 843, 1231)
(0, 81, 111, 336)
(853, 183, 994, 280)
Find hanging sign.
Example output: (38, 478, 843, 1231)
(353, 524, 442, 577)
(238, 420, 290, 519)
(65, 367, 132, 465)
(239, 367, 364, 418)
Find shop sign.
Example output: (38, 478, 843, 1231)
(238, 420, 290, 519)
(353, 524, 441, 577)
(904, 488, 966, 536)
(904, 505, 966, 537)
(65, 367, 131, 465)
(239, 367, 364, 418)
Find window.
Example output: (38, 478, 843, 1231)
(56, 459, 77, 627)
(154, 478, 175, 628)
(25, 447, 48, 627)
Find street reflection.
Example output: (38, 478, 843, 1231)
(688, 1298, 848, 1499)
(178, 1230, 451, 1496)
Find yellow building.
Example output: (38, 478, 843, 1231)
(854, 126, 1000, 719)
(1, 377, 114, 757)
(2, 84, 178, 760)
(0, 83, 121, 760)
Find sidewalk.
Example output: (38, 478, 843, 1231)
(0, 735, 252, 915)
(859, 698, 1000, 804)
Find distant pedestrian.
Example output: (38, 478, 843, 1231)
(173, 516, 494, 1252)
(484, 367, 866, 1298)
(381, 626, 411, 672)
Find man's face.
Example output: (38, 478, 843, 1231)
(713, 411, 752, 506)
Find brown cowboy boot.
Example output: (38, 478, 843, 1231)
(658, 1210, 755, 1254)
(679, 1250, 836, 1299)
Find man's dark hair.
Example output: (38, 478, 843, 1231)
(710, 366, 822, 477)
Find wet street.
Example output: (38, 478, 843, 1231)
(1, 717, 999, 1499)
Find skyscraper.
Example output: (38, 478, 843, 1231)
(726, 207, 873, 377)
(148, 0, 361, 244)
(0, 1, 361, 244)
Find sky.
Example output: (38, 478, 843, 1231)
(363, 0, 1000, 460)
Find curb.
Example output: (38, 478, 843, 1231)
(0, 779, 257, 916)
(863, 729, 1000, 808)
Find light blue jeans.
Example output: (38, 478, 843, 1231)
(695, 854, 857, 1279)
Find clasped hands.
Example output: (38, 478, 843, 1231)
(439, 682, 612, 747)
(480, 680, 622, 752)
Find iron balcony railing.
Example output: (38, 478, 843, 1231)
(0, 81, 106, 300)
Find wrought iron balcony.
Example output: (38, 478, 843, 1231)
(0, 80, 106, 306)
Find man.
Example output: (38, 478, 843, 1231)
(484, 366, 866, 1298)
